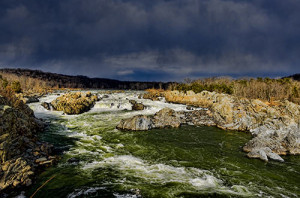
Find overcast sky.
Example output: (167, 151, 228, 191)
(0, 0, 299, 81)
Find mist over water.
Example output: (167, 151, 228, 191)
(24, 91, 300, 198)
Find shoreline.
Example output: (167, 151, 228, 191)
(118, 89, 300, 162)
(0, 94, 58, 196)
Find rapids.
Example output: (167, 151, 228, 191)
(20, 90, 300, 198)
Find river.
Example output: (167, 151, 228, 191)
(22, 90, 300, 198)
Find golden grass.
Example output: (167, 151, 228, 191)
(171, 77, 300, 104)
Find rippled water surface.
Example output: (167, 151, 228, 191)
(24, 91, 300, 198)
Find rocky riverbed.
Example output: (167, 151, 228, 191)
(117, 90, 300, 162)
(0, 96, 56, 195)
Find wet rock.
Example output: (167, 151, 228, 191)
(129, 100, 145, 111)
(24, 96, 39, 104)
(117, 115, 154, 131)
(41, 102, 52, 110)
(186, 106, 194, 110)
(118, 108, 188, 131)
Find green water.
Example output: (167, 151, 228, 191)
(23, 93, 300, 198)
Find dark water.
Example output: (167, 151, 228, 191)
(24, 123, 300, 198)
(23, 92, 300, 198)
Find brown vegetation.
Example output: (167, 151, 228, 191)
(170, 77, 300, 104)
(0, 72, 50, 94)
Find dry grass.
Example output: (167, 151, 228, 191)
(171, 77, 300, 104)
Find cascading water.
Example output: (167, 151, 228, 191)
(23, 90, 300, 198)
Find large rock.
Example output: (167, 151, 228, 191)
(50, 91, 98, 114)
(117, 108, 213, 131)
(153, 108, 182, 128)
(129, 100, 145, 111)
(117, 115, 153, 131)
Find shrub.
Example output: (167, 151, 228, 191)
(1, 78, 8, 88)
(11, 81, 22, 93)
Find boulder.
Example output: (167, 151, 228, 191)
(153, 108, 181, 128)
(129, 100, 145, 111)
(50, 92, 98, 114)
(41, 102, 52, 110)
(117, 115, 153, 131)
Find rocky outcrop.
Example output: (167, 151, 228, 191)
(130, 90, 300, 162)
(152, 108, 182, 128)
(117, 108, 183, 130)
(129, 100, 145, 111)
(117, 115, 154, 131)
(142, 90, 164, 101)
(117, 108, 214, 131)
(0, 96, 56, 192)
(48, 92, 98, 114)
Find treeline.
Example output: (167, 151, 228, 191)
(171, 77, 300, 104)
(287, 73, 300, 81)
(0, 68, 172, 92)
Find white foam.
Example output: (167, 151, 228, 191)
(83, 155, 221, 190)
(67, 187, 106, 198)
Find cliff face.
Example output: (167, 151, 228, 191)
(0, 68, 174, 90)
(0, 96, 54, 192)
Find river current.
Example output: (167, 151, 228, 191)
(22, 90, 300, 198)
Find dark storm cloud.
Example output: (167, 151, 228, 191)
(0, 0, 299, 81)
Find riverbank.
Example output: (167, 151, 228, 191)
(118, 89, 300, 162)
(0, 94, 57, 196)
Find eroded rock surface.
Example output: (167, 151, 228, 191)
(117, 108, 213, 130)
(117, 115, 153, 131)
(0, 96, 56, 192)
